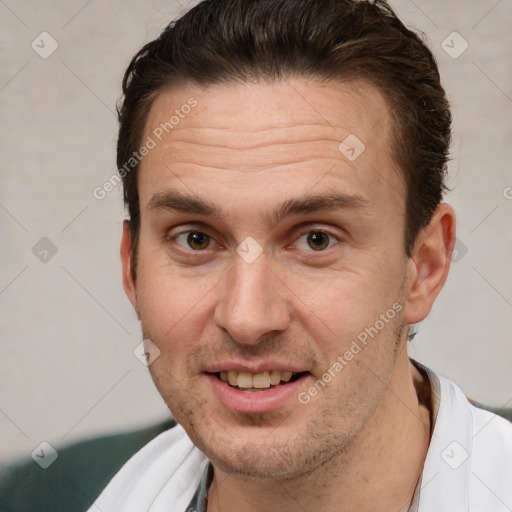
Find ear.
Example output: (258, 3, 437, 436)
(121, 219, 138, 315)
(403, 203, 456, 325)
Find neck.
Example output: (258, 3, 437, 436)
(207, 355, 431, 512)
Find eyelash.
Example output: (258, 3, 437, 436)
(166, 228, 341, 254)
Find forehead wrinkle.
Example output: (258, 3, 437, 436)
(160, 157, 340, 174)
(162, 135, 343, 152)
(163, 122, 337, 136)
(155, 120, 348, 158)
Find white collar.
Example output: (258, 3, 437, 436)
(88, 371, 512, 512)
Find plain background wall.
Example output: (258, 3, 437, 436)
(0, 0, 511, 462)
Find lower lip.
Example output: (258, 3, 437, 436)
(206, 373, 310, 414)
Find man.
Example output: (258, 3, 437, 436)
(1, 0, 511, 511)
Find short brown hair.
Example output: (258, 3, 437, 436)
(117, 0, 451, 275)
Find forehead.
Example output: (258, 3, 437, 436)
(138, 78, 404, 218)
(150, 77, 387, 125)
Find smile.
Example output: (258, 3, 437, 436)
(215, 370, 307, 391)
(206, 370, 312, 414)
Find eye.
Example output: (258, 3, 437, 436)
(174, 231, 213, 251)
(295, 231, 338, 251)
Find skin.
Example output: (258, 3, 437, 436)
(121, 79, 456, 512)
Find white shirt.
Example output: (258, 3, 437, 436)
(87, 367, 512, 512)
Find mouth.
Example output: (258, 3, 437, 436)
(209, 370, 309, 392)
(205, 365, 312, 413)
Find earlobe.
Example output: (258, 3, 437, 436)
(120, 220, 138, 314)
(403, 203, 456, 325)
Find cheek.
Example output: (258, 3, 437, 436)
(290, 268, 399, 346)
(135, 260, 220, 359)
(136, 239, 220, 312)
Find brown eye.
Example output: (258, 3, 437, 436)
(306, 232, 330, 251)
(295, 230, 339, 252)
(172, 231, 213, 251)
(186, 231, 211, 250)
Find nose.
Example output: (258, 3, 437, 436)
(214, 255, 291, 346)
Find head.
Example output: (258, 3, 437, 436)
(119, 0, 455, 479)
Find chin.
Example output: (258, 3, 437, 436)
(191, 418, 351, 481)
(208, 443, 308, 479)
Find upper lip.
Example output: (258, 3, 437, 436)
(204, 361, 310, 374)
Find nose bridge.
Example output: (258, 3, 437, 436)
(214, 255, 290, 344)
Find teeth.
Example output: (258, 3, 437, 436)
(269, 370, 282, 385)
(252, 371, 270, 389)
(281, 371, 292, 382)
(218, 370, 300, 389)
(237, 371, 253, 389)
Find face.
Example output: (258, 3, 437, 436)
(123, 79, 414, 478)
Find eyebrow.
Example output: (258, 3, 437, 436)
(147, 189, 371, 224)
